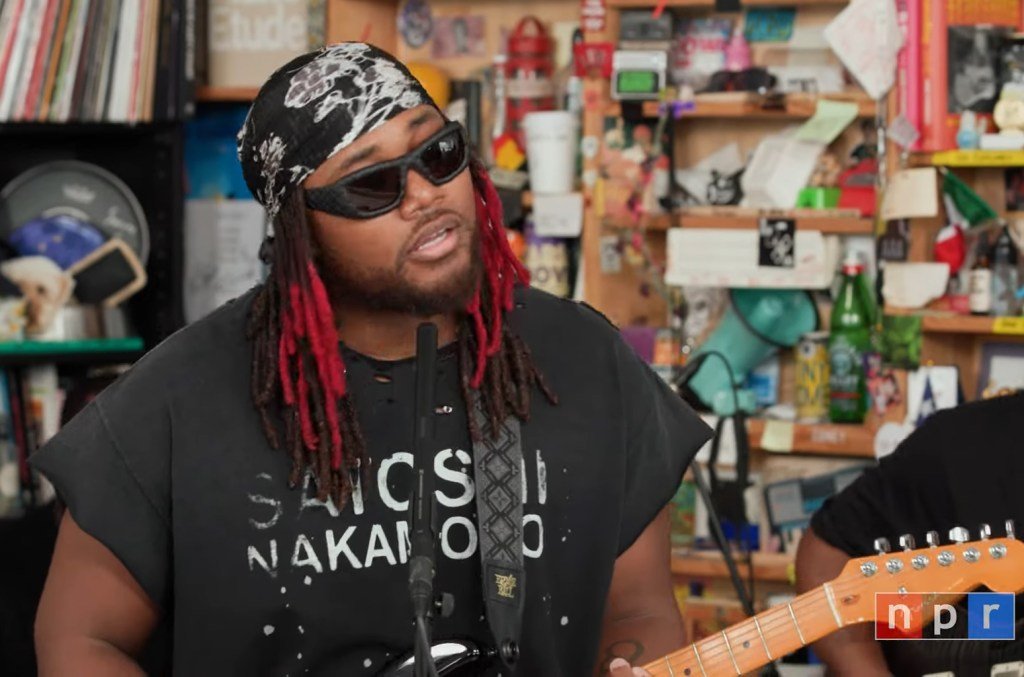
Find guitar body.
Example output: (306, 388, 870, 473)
(380, 639, 499, 676)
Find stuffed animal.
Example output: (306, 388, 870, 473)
(0, 256, 75, 336)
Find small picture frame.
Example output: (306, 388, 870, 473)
(977, 342, 1024, 400)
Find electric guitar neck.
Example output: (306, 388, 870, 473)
(642, 525, 1024, 676)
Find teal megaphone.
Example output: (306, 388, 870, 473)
(683, 289, 819, 415)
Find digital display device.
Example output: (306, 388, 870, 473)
(611, 50, 667, 101)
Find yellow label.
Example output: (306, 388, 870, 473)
(993, 317, 1024, 335)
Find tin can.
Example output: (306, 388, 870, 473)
(795, 331, 830, 423)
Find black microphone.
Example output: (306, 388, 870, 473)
(409, 322, 438, 621)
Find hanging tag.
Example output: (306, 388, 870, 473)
(878, 219, 910, 262)
(580, 0, 607, 33)
(888, 115, 921, 150)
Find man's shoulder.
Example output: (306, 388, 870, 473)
(921, 392, 1024, 436)
(114, 287, 258, 391)
(512, 286, 622, 343)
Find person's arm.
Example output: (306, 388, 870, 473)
(795, 528, 890, 676)
(35, 512, 159, 676)
(594, 507, 685, 676)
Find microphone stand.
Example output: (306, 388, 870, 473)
(409, 323, 441, 677)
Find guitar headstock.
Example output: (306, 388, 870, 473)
(831, 521, 1024, 625)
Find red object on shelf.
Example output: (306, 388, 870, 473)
(573, 41, 614, 78)
(506, 17, 556, 149)
(836, 159, 877, 217)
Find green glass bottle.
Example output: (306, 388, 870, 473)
(828, 254, 871, 423)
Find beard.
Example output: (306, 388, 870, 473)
(318, 224, 482, 317)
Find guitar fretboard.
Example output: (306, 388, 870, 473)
(643, 587, 842, 676)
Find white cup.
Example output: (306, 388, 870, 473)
(522, 111, 578, 195)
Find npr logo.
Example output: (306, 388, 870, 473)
(876, 593, 1015, 640)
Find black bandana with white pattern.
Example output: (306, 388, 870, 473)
(236, 42, 433, 219)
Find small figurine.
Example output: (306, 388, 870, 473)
(0, 256, 74, 337)
(994, 83, 1024, 138)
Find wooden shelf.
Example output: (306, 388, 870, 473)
(901, 313, 1024, 336)
(196, 86, 259, 103)
(671, 549, 794, 584)
(611, 92, 874, 120)
(910, 149, 1024, 168)
(602, 208, 872, 234)
(747, 418, 876, 458)
(603, 213, 675, 229)
(679, 207, 872, 235)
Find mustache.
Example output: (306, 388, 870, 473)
(400, 209, 467, 258)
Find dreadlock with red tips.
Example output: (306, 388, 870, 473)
(246, 157, 557, 508)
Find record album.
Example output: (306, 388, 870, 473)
(0, 161, 150, 265)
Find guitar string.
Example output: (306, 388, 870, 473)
(655, 561, 951, 675)
(655, 592, 837, 674)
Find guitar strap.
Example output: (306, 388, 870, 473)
(470, 394, 525, 670)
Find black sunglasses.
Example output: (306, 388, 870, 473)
(305, 121, 470, 219)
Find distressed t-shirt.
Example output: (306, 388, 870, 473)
(31, 286, 711, 676)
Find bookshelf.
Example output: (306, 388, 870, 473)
(580, 0, 874, 329)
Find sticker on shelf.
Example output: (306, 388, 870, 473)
(581, 135, 600, 159)
(760, 419, 795, 454)
(582, 168, 599, 188)
(758, 217, 796, 268)
(994, 317, 1024, 335)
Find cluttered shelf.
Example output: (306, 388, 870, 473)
(671, 549, 794, 584)
(747, 418, 875, 458)
(609, 92, 875, 120)
(602, 208, 872, 234)
(0, 337, 145, 366)
(909, 149, 1024, 168)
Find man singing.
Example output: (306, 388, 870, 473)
(31, 43, 709, 675)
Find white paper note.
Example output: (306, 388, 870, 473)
(532, 192, 584, 238)
(665, 228, 839, 289)
(881, 168, 939, 221)
(185, 199, 267, 323)
(824, 0, 902, 100)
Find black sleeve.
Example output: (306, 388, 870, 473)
(809, 415, 956, 557)
(613, 335, 713, 555)
(30, 369, 171, 607)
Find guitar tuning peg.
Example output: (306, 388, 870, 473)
(949, 526, 970, 544)
(1007, 520, 1017, 540)
(926, 531, 940, 548)
(979, 524, 991, 540)
(874, 537, 891, 554)
(899, 534, 916, 551)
